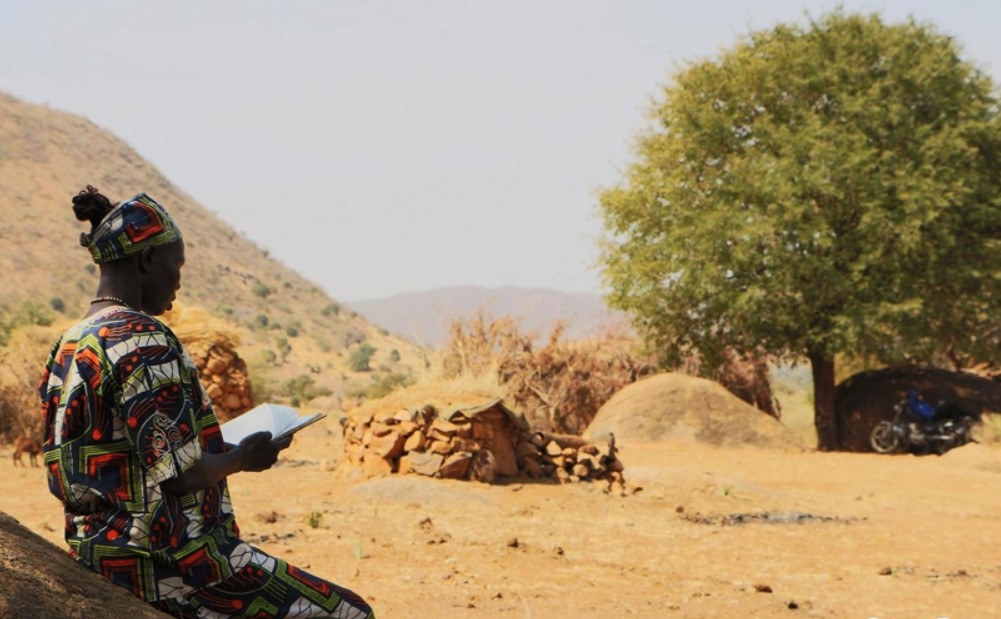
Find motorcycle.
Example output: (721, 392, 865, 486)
(870, 398, 979, 455)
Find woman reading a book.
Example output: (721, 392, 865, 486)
(40, 186, 374, 618)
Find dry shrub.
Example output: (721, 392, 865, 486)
(162, 302, 241, 354)
(427, 313, 653, 434)
(681, 350, 780, 419)
(0, 324, 62, 443)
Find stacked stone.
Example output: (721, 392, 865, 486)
(190, 344, 254, 422)
(340, 403, 626, 489)
(521, 432, 627, 491)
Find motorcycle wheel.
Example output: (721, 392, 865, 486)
(871, 421, 900, 454)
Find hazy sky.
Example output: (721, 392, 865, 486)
(3, 1, 1000, 300)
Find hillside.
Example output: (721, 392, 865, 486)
(0, 92, 421, 407)
(347, 285, 628, 346)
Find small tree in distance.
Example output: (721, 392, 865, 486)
(600, 11, 1001, 450)
(349, 343, 376, 372)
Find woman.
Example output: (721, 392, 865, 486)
(41, 186, 374, 619)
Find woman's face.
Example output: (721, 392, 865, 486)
(142, 239, 185, 315)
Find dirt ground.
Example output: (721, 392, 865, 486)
(3, 415, 1000, 618)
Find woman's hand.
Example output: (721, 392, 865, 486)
(237, 431, 293, 472)
(162, 432, 293, 494)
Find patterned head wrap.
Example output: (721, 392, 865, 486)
(81, 193, 183, 264)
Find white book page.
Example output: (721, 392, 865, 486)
(220, 403, 325, 444)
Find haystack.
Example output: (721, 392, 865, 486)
(583, 373, 802, 449)
(162, 304, 253, 421)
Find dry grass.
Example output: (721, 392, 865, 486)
(0, 324, 64, 442)
(419, 313, 653, 433)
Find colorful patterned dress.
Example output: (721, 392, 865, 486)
(41, 307, 374, 618)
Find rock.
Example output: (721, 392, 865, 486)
(470, 450, 497, 484)
(362, 455, 392, 478)
(450, 437, 480, 452)
(407, 451, 445, 476)
(439, 452, 472, 479)
(580, 444, 599, 456)
(429, 419, 462, 440)
(520, 457, 543, 479)
(572, 463, 589, 478)
(545, 441, 563, 457)
(394, 408, 417, 423)
(471, 420, 495, 440)
(515, 441, 539, 458)
(398, 421, 418, 435)
(371, 422, 394, 438)
(223, 393, 242, 410)
(369, 431, 406, 459)
(398, 455, 413, 475)
(404, 430, 426, 452)
(206, 382, 224, 400)
(429, 440, 452, 455)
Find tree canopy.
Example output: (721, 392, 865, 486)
(599, 11, 1001, 449)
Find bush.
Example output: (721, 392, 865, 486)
(282, 374, 333, 406)
(0, 326, 56, 441)
(348, 343, 376, 372)
(275, 337, 292, 364)
(255, 314, 269, 329)
(368, 372, 414, 399)
(321, 303, 340, 317)
(252, 282, 273, 299)
(433, 313, 654, 433)
(285, 326, 299, 338)
(49, 298, 66, 313)
(389, 349, 401, 362)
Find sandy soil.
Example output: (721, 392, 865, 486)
(3, 416, 1000, 618)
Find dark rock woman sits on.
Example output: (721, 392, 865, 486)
(40, 186, 374, 618)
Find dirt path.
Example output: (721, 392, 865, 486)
(3, 417, 1000, 618)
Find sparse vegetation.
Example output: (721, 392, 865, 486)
(282, 374, 333, 408)
(275, 337, 292, 365)
(427, 313, 653, 433)
(367, 371, 414, 399)
(252, 282, 273, 299)
(321, 303, 340, 317)
(389, 349, 401, 362)
(349, 343, 376, 372)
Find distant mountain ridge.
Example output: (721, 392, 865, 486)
(347, 285, 628, 346)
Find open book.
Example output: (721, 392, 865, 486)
(220, 403, 326, 445)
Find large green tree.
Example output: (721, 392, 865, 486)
(599, 11, 1001, 450)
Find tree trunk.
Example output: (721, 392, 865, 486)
(809, 351, 839, 451)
